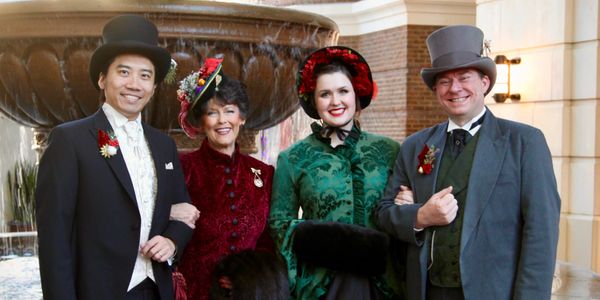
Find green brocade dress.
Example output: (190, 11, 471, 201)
(269, 123, 403, 299)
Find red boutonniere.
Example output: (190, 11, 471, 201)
(98, 129, 119, 158)
(417, 144, 439, 175)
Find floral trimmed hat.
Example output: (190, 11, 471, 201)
(176, 56, 224, 138)
(296, 46, 376, 119)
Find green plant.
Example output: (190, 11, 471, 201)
(7, 160, 37, 225)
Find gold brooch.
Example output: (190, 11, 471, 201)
(251, 167, 263, 188)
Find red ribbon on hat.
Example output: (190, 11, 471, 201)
(177, 96, 200, 139)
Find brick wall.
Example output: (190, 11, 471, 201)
(405, 25, 447, 136)
(338, 25, 447, 142)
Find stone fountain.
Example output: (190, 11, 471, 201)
(0, 0, 339, 153)
(0, 1, 338, 279)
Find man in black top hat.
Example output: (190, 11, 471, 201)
(377, 25, 560, 299)
(36, 15, 195, 300)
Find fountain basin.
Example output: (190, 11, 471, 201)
(0, 0, 338, 149)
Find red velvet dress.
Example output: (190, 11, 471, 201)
(178, 140, 274, 300)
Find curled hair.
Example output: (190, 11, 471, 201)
(194, 75, 249, 120)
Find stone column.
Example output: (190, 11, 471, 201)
(32, 129, 49, 164)
(478, 0, 600, 273)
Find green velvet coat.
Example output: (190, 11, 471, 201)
(269, 123, 403, 299)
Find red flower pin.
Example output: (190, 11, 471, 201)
(98, 129, 119, 158)
(417, 144, 439, 175)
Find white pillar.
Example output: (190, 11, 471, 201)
(478, 0, 600, 273)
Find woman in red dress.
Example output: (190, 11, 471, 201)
(171, 57, 274, 300)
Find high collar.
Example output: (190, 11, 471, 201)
(199, 139, 240, 166)
(311, 121, 362, 149)
(447, 107, 487, 136)
(102, 102, 142, 130)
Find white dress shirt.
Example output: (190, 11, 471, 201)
(446, 107, 487, 135)
(102, 103, 158, 290)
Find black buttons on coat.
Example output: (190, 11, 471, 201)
(224, 166, 240, 253)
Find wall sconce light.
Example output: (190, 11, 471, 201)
(493, 55, 521, 103)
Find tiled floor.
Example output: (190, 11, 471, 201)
(0, 257, 41, 299)
(0, 257, 598, 299)
(553, 261, 600, 299)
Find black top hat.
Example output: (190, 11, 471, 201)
(421, 25, 496, 95)
(296, 46, 375, 119)
(89, 14, 171, 90)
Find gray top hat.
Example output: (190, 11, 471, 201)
(420, 25, 496, 95)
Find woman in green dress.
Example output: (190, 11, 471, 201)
(269, 46, 406, 299)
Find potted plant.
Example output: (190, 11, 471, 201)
(7, 160, 37, 232)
